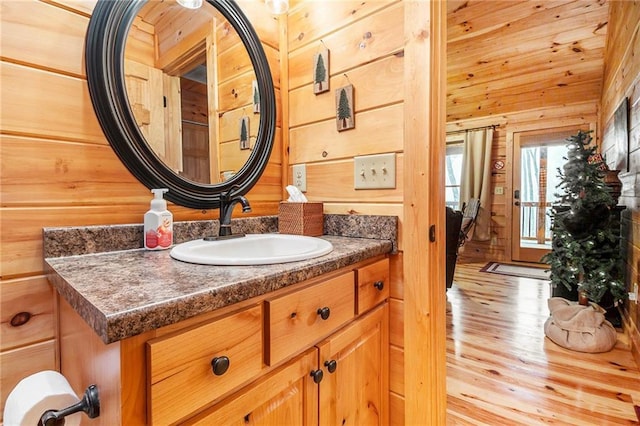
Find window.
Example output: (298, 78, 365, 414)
(445, 142, 463, 209)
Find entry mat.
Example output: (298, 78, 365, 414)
(480, 262, 550, 281)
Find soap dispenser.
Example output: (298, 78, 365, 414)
(144, 188, 173, 250)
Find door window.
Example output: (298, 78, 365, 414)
(445, 142, 463, 209)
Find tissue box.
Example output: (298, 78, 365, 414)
(278, 202, 324, 236)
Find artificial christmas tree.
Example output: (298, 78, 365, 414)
(542, 130, 627, 310)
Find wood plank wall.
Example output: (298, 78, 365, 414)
(0, 1, 281, 420)
(599, 0, 640, 367)
(284, 0, 408, 420)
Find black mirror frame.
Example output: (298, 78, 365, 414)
(86, 0, 276, 209)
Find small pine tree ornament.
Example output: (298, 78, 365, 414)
(542, 130, 626, 305)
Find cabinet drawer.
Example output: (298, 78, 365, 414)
(182, 348, 319, 425)
(356, 258, 389, 314)
(265, 272, 355, 365)
(147, 305, 263, 425)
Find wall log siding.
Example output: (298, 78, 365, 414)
(0, 1, 281, 420)
(284, 0, 421, 421)
(600, 0, 640, 367)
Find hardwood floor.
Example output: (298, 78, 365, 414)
(446, 262, 640, 425)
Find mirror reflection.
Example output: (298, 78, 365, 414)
(124, 0, 259, 184)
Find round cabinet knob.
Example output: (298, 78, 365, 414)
(324, 359, 337, 373)
(211, 356, 230, 376)
(373, 280, 384, 290)
(310, 369, 324, 383)
(317, 307, 331, 320)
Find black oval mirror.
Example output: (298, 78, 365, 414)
(86, 0, 276, 209)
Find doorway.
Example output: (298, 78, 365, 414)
(510, 127, 585, 263)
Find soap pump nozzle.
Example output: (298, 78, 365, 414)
(150, 188, 169, 211)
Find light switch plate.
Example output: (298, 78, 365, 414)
(292, 164, 307, 192)
(354, 153, 396, 189)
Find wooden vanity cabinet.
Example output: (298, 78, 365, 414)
(58, 257, 389, 425)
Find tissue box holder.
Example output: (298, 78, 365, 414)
(278, 202, 324, 236)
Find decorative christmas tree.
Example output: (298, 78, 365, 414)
(542, 130, 626, 305)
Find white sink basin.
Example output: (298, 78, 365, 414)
(170, 234, 333, 265)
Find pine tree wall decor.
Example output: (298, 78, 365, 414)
(313, 48, 329, 94)
(542, 130, 627, 306)
(335, 84, 354, 131)
(239, 116, 250, 150)
(252, 80, 260, 114)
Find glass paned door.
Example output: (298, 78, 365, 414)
(511, 128, 584, 263)
(445, 143, 463, 209)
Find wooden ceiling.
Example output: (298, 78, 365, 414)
(447, 0, 609, 122)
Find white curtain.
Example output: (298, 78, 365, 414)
(460, 128, 494, 241)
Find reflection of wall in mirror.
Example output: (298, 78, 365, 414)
(217, 17, 258, 178)
(124, 1, 257, 184)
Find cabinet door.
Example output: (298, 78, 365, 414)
(184, 348, 319, 426)
(317, 303, 389, 426)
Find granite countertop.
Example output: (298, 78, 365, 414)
(44, 215, 397, 344)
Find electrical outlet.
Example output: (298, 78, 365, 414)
(354, 153, 396, 189)
(292, 164, 307, 192)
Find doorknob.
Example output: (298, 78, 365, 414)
(514, 201, 521, 206)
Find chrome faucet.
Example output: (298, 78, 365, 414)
(218, 190, 252, 237)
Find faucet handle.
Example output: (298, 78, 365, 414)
(220, 190, 232, 203)
(218, 192, 251, 237)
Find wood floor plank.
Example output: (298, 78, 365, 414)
(447, 262, 640, 425)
